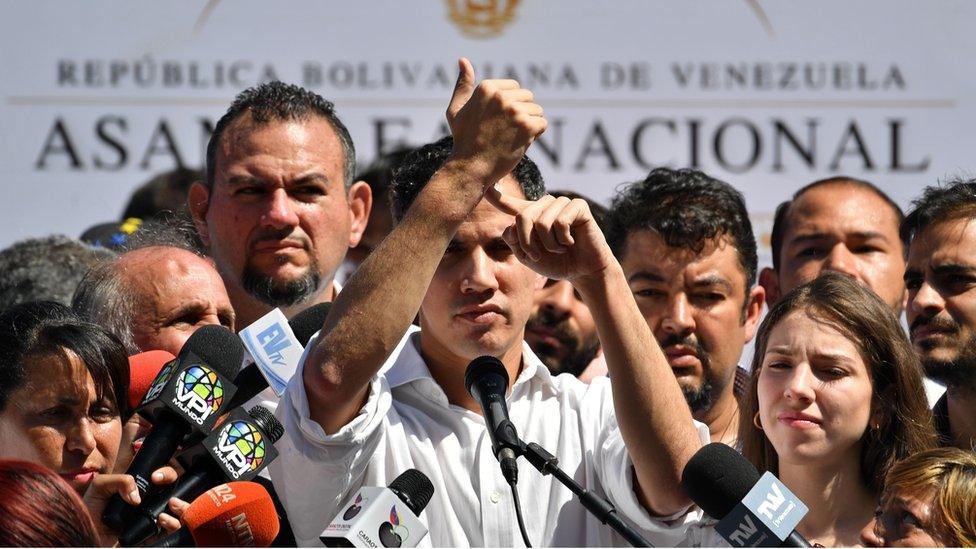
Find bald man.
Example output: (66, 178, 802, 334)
(73, 245, 234, 356)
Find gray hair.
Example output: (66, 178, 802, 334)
(71, 258, 140, 354)
(0, 235, 114, 312)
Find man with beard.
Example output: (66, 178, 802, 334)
(605, 168, 764, 447)
(525, 190, 606, 381)
(188, 82, 371, 328)
(903, 179, 976, 449)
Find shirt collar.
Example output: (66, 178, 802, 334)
(384, 328, 555, 393)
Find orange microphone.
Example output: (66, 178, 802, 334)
(150, 481, 280, 547)
(127, 350, 176, 412)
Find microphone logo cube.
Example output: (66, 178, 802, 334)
(342, 494, 364, 520)
(140, 359, 176, 406)
(715, 472, 808, 546)
(204, 408, 279, 481)
(174, 365, 225, 424)
(136, 351, 238, 433)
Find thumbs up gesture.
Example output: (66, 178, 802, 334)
(445, 58, 548, 189)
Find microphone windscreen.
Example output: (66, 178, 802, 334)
(128, 350, 176, 410)
(389, 469, 435, 516)
(464, 355, 509, 395)
(681, 442, 761, 520)
(184, 481, 279, 547)
(178, 325, 245, 378)
(289, 302, 332, 346)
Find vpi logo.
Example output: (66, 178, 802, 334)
(141, 361, 175, 406)
(256, 323, 292, 367)
(173, 365, 224, 424)
(213, 420, 267, 479)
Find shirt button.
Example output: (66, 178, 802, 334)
(490, 490, 501, 503)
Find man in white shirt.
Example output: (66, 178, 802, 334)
(271, 59, 705, 546)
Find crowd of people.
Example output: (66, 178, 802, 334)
(0, 56, 974, 547)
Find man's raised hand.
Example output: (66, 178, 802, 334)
(486, 186, 615, 282)
(446, 57, 547, 188)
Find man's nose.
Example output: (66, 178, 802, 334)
(661, 294, 695, 335)
(460, 248, 498, 294)
(261, 189, 300, 229)
(538, 281, 575, 321)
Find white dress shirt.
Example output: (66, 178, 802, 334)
(271, 327, 707, 546)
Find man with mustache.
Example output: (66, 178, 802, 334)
(188, 82, 371, 328)
(903, 180, 976, 449)
(605, 168, 764, 447)
(524, 190, 606, 381)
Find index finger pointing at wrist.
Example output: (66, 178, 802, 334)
(485, 184, 531, 215)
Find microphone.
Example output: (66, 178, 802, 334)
(320, 469, 435, 548)
(226, 302, 332, 411)
(103, 325, 244, 530)
(151, 481, 280, 547)
(464, 356, 522, 484)
(128, 350, 176, 412)
(120, 406, 284, 546)
(681, 443, 811, 547)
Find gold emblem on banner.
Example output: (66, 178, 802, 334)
(446, 0, 521, 39)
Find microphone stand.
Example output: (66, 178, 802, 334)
(517, 441, 653, 547)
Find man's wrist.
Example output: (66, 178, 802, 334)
(573, 261, 626, 304)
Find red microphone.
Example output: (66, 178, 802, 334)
(151, 481, 280, 547)
(127, 350, 176, 411)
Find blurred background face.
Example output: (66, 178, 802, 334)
(0, 351, 121, 494)
(776, 184, 906, 313)
(758, 310, 873, 467)
(620, 231, 756, 413)
(905, 218, 976, 387)
(419, 177, 542, 363)
(863, 488, 945, 547)
(524, 279, 600, 377)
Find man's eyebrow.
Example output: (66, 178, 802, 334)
(788, 230, 890, 244)
(692, 274, 733, 293)
(225, 175, 266, 187)
(627, 271, 664, 284)
(292, 173, 331, 186)
(931, 263, 976, 275)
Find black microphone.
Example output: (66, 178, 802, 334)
(224, 302, 332, 412)
(103, 325, 244, 530)
(464, 356, 522, 484)
(320, 469, 435, 547)
(119, 406, 284, 546)
(681, 443, 811, 548)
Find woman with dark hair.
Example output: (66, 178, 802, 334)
(736, 273, 937, 546)
(683, 273, 937, 546)
(0, 300, 129, 494)
(0, 459, 100, 546)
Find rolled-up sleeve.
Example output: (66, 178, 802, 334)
(583, 378, 710, 546)
(269, 336, 393, 545)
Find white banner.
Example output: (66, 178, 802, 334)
(3, 0, 975, 265)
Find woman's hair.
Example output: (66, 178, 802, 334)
(0, 300, 130, 418)
(885, 447, 976, 547)
(0, 459, 99, 546)
(740, 273, 936, 492)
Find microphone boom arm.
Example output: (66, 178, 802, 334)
(520, 441, 653, 548)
